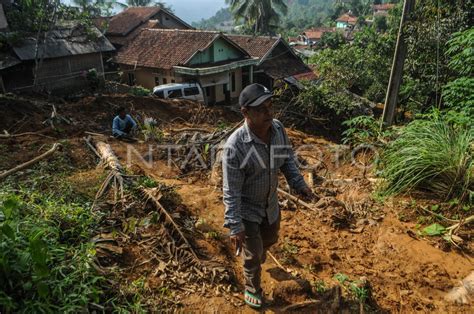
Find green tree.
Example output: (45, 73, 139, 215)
(72, 0, 114, 16)
(226, 0, 288, 35)
(318, 31, 345, 49)
(402, 0, 472, 113)
(373, 15, 387, 32)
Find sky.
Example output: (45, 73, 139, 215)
(164, 0, 227, 23)
(63, 0, 227, 24)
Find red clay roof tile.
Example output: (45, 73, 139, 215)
(115, 29, 246, 69)
(227, 35, 279, 59)
(107, 7, 161, 36)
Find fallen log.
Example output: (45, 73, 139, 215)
(170, 127, 211, 133)
(0, 143, 61, 180)
(93, 140, 125, 202)
(0, 130, 54, 139)
(83, 136, 101, 159)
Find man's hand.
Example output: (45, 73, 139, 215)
(230, 231, 245, 256)
(300, 187, 316, 202)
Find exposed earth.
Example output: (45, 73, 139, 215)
(0, 93, 472, 313)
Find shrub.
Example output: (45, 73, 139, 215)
(342, 115, 380, 147)
(129, 86, 151, 97)
(379, 116, 473, 203)
(0, 191, 103, 312)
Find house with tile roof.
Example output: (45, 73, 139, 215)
(0, 22, 115, 93)
(298, 27, 337, 45)
(115, 29, 258, 105)
(228, 35, 312, 88)
(336, 13, 358, 29)
(102, 6, 193, 49)
(373, 3, 396, 16)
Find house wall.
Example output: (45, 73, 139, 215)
(213, 38, 242, 63)
(188, 38, 243, 66)
(127, 68, 183, 89)
(118, 64, 245, 105)
(189, 48, 212, 65)
(3, 53, 104, 93)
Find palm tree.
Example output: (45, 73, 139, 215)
(72, 0, 114, 16)
(116, 1, 174, 12)
(226, 0, 288, 35)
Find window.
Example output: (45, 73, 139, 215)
(127, 73, 135, 86)
(154, 90, 164, 98)
(184, 87, 199, 96)
(223, 84, 227, 93)
(163, 78, 167, 84)
(167, 88, 183, 98)
(231, 72, 236, 92)
(171, 79, 175, 83)
(154, 77, 160, 86)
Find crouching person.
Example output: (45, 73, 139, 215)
(222, 84, 314, 309)
(112, 107, 137, 141)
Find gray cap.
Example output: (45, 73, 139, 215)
(239, 83, 273, 107)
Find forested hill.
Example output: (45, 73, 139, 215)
(192, 0, 337, 32)
(191, 7, 233, 31)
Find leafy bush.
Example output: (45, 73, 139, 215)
(129, 86, 151, 97)
(380, 116, 473, 203)
(296, 82, 359, 117)
(0, 192, 103, 312)
(310, 27, 394, 103)
(342, 115, 382, 147)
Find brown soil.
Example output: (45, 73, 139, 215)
(0, 94, 472, 313)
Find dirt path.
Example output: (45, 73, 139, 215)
(111, 134, 473, 313)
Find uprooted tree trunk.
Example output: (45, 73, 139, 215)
(93, 140, 125, 203)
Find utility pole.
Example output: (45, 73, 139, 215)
(381, 0, 416, 128)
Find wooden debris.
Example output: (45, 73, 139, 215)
(281, 300, 321, 312)
(171, 127, 211, 133)
(268, 251, 296, 276)
(0, 143, 61, 180)
(42, 104, 71, 129)
(0, 130, 54, 139)
(142, 187, 200, 262)
(277, 188, 318, 212)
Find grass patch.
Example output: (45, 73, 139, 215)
(0, 150, 147, 312)
(379, 116, 473, 203)
(0, 191, 103, 312)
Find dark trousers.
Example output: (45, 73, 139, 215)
(114, 122, 135, 139)
(242, 213, 280, 294)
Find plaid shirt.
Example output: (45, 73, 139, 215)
(222, 119, 308, 235)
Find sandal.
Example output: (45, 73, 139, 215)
(244, 290, 262, 309)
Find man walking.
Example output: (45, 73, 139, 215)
(222, 83, 313, 308)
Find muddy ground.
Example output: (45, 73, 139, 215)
(0, 94, 472, 313)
